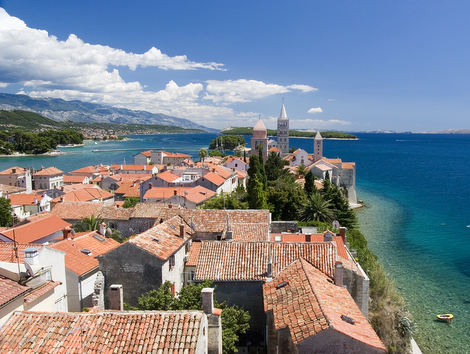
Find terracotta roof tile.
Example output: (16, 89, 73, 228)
(0, 243, 42, 262)
(194, 242, 336, 281)
(49, 232, 120, 275)
(24, 281, 60, 304)
(110, 164, 155, 171)
(8, 193, 43, 206)
(232, 223, 269, 242)
(50, 202, 106, 220)
(156, 170, 180, 183)
(63, 175, 89, 183)
(144, 186, 193, 199)
(186, 242, 201, 267)
(128, 216, 190, 260)
(0, 167, 27, 175)
(114, 182, 140, 198)
(202, 172, 225, 186)
(33, 167, 63, 176)
(0, 184, 25, 194)
(263, 259, 385, 350)
(179, 186, 216, 205)
(51, 188, 114, 203)
(0, 213, 71, 244)
(0, 310, 204, 352)
(0, 275, 30, 306)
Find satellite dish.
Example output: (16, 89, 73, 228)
(24, 262, 35, 277)
(106, 227, 112, 236)
(332, 220, 340, 229)
(70, 229, 76, 237)
(190, 221, 196, 231)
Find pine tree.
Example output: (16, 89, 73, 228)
(304, 170, 316, 197)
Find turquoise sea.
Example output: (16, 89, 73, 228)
(1, 132, 469, 353)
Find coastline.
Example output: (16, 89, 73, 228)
(0, 150, 64, 158)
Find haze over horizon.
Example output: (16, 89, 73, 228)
(0, 1, 469, 132)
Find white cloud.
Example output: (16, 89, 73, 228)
(287, 84, 318, 93)
(0, 8, 223, 91)
(0, 8, 320, 128)
(204, 79, 290, 103)
(328, 98, 335, 101)
(308, 107, 323, 114)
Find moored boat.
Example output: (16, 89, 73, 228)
(436, 314, 453, 323)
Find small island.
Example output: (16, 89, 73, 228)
(220, 126, 357, 139)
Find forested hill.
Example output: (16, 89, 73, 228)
(220, 127, 357, 139)
(0, 92, 216, 132)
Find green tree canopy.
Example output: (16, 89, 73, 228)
(300, 191, 336, 223)
(209, 135, 245, 150)
(198, 148, 208, 162)
(199, 191, 248, 210)
(136, 281, 250, 353)
(0, 197, 12, 227)
(264, 151, 288, 181)
(267, 174, 307, 221)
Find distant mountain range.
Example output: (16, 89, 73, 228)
(0, 92, 216, 132)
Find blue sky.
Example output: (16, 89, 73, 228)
(0, 1, 469, 131)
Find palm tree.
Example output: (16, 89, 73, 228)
(73, 215, 104, 232)
(296, 164, 308, 178)
(199, 148, 208, 163)
(300, 192, 336, 223)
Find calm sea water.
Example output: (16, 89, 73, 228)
(1, 132, 469, 353)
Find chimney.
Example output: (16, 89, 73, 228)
(99, 222, 106, 236)
(225, 230, 233, 240)
(305, 234, 311, 242)
(334, 261, 343, 287)
(174, 189, 177, 196)
(109, 284, 123, 311)
(202, 288, 214, 315)
(60, 196, 65, 203)
(339, 227, 349, 249)
(62, 227, 70, 239)
(33, 197, 37, 204)
(202, 288, 223, 354)
(324, 230, 333, 242)
(180, 224, 185, 238)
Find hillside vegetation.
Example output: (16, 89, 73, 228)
(0, 110, 205, 134)
(221, 127, 356, 139)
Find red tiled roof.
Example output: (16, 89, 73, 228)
(264, 259, 385, 350)
(194, 242, 336, 281)
(33, 167, 63, 176)
(9, 193, 43, 206)
(0, 167, 27, 175)
(202, 172, 225, 186)
(163, 152, 192, 158)
(51, 188, 114, 203)
(157, 170, 180, 183)
(0, 310, 205, 352)
(114, 182, 140, 198)
(181, 186, 216, 205)
(0, 243, 42, 262)
(269, 147, 282, 152)
(0, 214, 71, 243)
(107, 173, 152, 183)
(186, 242, 201, 267)
(63, 175, 89, 183)
(232, 223, 269, 242)
(129, 216, 191, 260)
(49, 231, 120, 275)
(69, 165, 109, 174)
(210, 165, 233, 179)
(343, 162, 356, 169)
(0, 275, 30, 306)
(50, 202, 106, 220)
(0, 184, 25, 194)
(110, 164, 155, 171)
(24, 281, 60, 304)
(144, 187, 193, 199)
